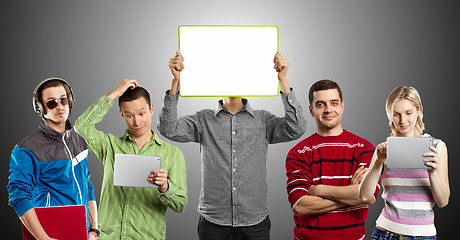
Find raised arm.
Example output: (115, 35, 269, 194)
(75, 79, 140, 162)
(266, 53, 306, 143)
(168, 51, 184, 95)
(274, 52, 291, 94)
(158, 51, 202, 143)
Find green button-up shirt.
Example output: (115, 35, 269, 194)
(75, 95, 187, 240)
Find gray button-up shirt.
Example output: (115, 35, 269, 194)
(158, 90, 306, 227)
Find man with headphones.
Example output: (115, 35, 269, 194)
(7, 78, 100, 239)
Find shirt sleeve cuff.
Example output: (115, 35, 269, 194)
(89, 191, 96, 201)
(100, 95, 115, 107)
(164, 90, 180, 108)
(373, 184, 381, 200)
(158, 180, 176, 199)
(280, 87, 294, 95)
(280, 89, 298, 107)
(13, 199, 34, 217)
(289, 189, 309, 207)
(292, 195, 306, 210)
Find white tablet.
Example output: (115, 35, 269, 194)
(386, 137, 433, 169)
(113, 154, 161, 188)
(178, 25, 279, 97)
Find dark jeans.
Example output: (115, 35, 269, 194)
(197, 215, 271, 240)
(371, 227, 436, 240)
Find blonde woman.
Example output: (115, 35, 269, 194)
(359, 86, 450, 239)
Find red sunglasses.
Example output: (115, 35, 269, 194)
(45, 97, 69, 109)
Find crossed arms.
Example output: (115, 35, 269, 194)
(292, 166, 375, 216)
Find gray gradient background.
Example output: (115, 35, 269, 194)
(2, 1, 459, 239)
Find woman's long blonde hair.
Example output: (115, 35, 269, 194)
(385, 86, 424, 137)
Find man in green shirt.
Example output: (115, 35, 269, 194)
(75, 79, 187, 240)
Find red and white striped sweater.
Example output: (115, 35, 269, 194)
(286, 130, 378, 240)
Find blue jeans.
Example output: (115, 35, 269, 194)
(197, 215, 271, 240)
(371, 227, 436, 240)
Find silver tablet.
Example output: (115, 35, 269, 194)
(386, 137, 433, 169)
(113, 154, 161, 188)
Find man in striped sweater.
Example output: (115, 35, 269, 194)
(285, 80, 379, 240)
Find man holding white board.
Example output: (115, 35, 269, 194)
(75, 79, 187, 240)
(158, 51, 306, 239)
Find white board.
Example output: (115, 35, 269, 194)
(178, 25, 279, 97)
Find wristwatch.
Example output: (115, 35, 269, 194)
(89, 228, 101, 237)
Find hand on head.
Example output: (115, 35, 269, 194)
(107, 79, 140, 100)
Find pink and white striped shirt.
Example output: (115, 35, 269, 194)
(376, 134, 445, 236)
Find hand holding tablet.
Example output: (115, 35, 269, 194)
(148, 169, 169, 193)
(114, 154, 162, 188)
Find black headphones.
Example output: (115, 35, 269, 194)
(32, 77, 75, 117)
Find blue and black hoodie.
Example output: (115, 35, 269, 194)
(8, 118, 95, 230)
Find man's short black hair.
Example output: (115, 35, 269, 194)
(308, 79, 343, 105)
(118, 87, 151, 107)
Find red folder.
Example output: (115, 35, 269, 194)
(22, 205, 87, 240)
